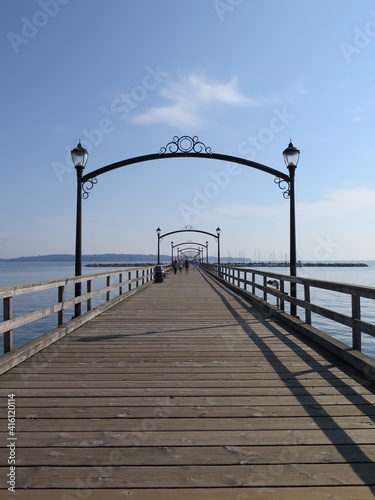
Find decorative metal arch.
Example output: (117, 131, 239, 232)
(81, 135, 291, 199)
(161, 228, 219, 240)
(158, 227, 219, 266)
(178, 247, 201, 256)
(172, 241, 208, 249)
(74, 135, 298, 316)
(171, 239, 209, 263)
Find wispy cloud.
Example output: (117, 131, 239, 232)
(215, 187, 375, 222)
(299, 187, 375, 219)
(287, 80, 310, 96)
(131, 73, 260, 129)
(217, 203, 287, 218)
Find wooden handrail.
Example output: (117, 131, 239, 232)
(1, 266, 158, 354)
(202, 263, 375, 354)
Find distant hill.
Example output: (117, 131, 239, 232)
(0, 254, 171, 263)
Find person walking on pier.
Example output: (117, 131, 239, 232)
(178, 259, 183, 274)
(185, 259, 190, 274)
(173, 259, 178, 275)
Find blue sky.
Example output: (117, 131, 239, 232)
(2, 0, 375, 261)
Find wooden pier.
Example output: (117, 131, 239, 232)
(1, 268, 375, 498)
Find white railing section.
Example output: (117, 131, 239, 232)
(202, 263, 375, 355)
(0, 266, 156, 354)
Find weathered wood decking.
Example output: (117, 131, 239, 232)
(1, 268, 375, 499)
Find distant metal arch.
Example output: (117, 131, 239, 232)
(172, 241, 208, 248)
(171, 240, 209, 263)
(179, 247, 201, 256)
(161, 228, 217, 240)
(158, 227, 218, 265)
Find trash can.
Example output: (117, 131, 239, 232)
(154, 265, 164, 283)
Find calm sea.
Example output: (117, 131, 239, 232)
(244, 262, 375, 360)
(1, 261, 375, 360)
(0, 261, 137, 355)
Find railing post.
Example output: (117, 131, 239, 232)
(58, 285, 64, 326)
(352, 294, 361, 351)
(142, 269, 145, 285)
(87, 280, 92, 312)
(263, 276, 267, 302)
(280, 279, 285, 311)
(304, 284, 311, 325)
(128, 271, 132, 292)
(3, 297, 12, 354)
(119, 273, 123, 296)
(136, 270, 139, 288)
(106, 276, 111, 302)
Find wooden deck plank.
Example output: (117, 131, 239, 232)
(7, 487, 375, 500)
(6, 463, 375, 488)
(4, 403, 375, 418)
(2, 377, 371, 387)
(3, 444, 375, 466)
(2, 385, 374, 396)
(1, 269, 375, 496)
(3, 428, 374, 447)
(2, 394, 374, 406)
(4, 415, 375, 432)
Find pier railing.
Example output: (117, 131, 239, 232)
(0, 266, 157, 357)
(202, 264, 375, 358)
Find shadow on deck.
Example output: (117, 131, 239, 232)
(1, 269, 375, 499)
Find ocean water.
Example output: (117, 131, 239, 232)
(1, 261, 375, 360)
(0, 262, 139, 355)
(242, 262, 375, 360)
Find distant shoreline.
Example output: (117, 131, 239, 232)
(232, 262, 369, 268)
(85, 263, 156, 267)
(300, 262, 368, 267)
(0, 255, 370, 268)
(84, 262, 369, 268)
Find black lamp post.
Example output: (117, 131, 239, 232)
(156, 227, 161, 265)
(206, 241, 208, 263)
(283, 140, 300, 316)
(216, 227, 221, 272)
(171, 241, 174, 263)
(71, 141, 88, 317)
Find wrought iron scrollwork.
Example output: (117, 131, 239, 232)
(82, 178, 98, 199)
(160, 136, 212, 154)
(274, 177, 290, 199)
